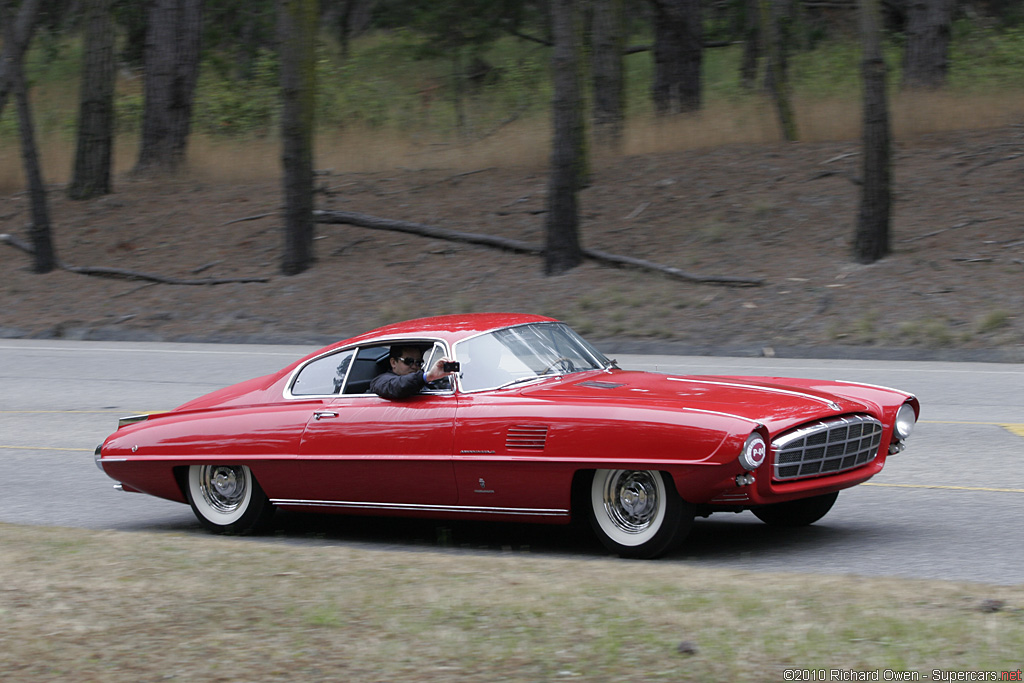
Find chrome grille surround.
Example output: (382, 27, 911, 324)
(771, 415, 883, 481)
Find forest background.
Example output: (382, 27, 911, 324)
(1, 0, 1023, 359)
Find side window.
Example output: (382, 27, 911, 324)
(290, 349, 354, 396)
(338, 341, 453, 395)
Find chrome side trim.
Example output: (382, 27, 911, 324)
(269, 498, 570, 517)
(118, 414, 150, 428)
(667, 377, 843, 410)
(835, 380, 915, 399)
(284, 338, 454, 399)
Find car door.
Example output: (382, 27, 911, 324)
(293, 342, 459, 508)
(450, 390, 574, 518)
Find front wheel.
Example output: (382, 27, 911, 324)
(751, 491, 839, 527)
(587, 469, 694, 559)
(186, 464, 275, 534)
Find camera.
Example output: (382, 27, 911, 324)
(443, 361, 461, 373)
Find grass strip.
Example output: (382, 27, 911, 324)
(1, 523, 1021, 681)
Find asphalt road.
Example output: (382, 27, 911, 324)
(2, 339, 1022, 584)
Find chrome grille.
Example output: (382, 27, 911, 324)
(771, 415, 883, 481)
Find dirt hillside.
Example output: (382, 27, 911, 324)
(2, 126, 1022, 362)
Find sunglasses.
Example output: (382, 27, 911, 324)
(396, 356, 424, 368)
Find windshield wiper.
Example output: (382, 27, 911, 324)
(495, 375, 548, 391)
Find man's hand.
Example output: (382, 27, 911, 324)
(424, 357, 458, 383)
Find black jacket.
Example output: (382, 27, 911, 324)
(368, 370, 426, 399)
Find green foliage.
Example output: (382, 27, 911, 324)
(5, 14, 1024, 143)
(114, 92, 144, 134)
(949, 24, 1024, 90)
(202, 0, 276, 79)
(193, 49, 281, 136)
(976, 309, 1012, 335)
(402, 0, 522, 57)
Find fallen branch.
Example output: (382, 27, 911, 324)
(380, 168, 496, 196)
(314, 210, 541, 254)
(821, 152, 858, 165)
(962, 152, 1024, 177)
(221, 212, 272, 226)
(1, 231, 32, 253)
(61, 264, 269, 285)
(1, 232, 268, 285)
(624, 202, 650, 220)
(313, 210, 763, 288)
(580, 248, 764, 287)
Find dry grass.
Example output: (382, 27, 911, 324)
(4, 90, 1024, 192)
(1, 523, 1022, 681)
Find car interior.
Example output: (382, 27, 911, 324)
(341, 342, 451, 394)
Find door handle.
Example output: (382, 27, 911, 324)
(313, 411, 339, 420)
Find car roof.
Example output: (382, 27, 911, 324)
(294, 313, 559, 367)
(350, 313, 557, 345)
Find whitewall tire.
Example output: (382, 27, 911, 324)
(587, 469, 693, 559)
(186, 464, 275, 534)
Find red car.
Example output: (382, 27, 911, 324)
(95, 313, 919, 559)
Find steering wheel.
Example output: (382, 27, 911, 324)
(541, 356, 575, 375)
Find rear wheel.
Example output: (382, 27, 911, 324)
(751, 491, 839, 527)
(186, 464, 275, 534)
(587, 469, 693, 559)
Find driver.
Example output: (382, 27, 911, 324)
(369, 344, 457, 399)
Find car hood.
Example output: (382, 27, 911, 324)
(521, 370, 873, 433)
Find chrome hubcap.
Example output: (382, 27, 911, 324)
(200, 465, 247, 513)
(603, 471, 660, 534)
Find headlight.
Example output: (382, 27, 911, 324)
(738, 433, 767, 471)
(894, 403, 916, 440)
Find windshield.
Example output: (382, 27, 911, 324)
(455, 322, 611, 392)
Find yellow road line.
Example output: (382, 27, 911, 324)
(863, 482, 1024, 494)
(0, 410, 133, 414)
(922, 420, 1023, 426)
(1004, 424, 1024, 438)
(921, 420, 1024, 438)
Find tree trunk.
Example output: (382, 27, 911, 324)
(761, 0, 798, 141)
(739, 0, 760, 90)
(134, 0, 203, 174)
(545, 0, 584, 276)
(0, 0, 44, 118)
(591, 0, 625, 147)
(650, 0, 702, 115)
(13, 65, 57, 273)
(855, 0, 892, 264)
(68, 0, 116, 200)
(278, 0, 319, 276)
(902, 0, 952, 89)
(452, 50, 466, 134)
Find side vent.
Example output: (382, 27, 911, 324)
(506, 425, 549, 450)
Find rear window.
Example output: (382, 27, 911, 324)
(290, 349, 354, 396)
